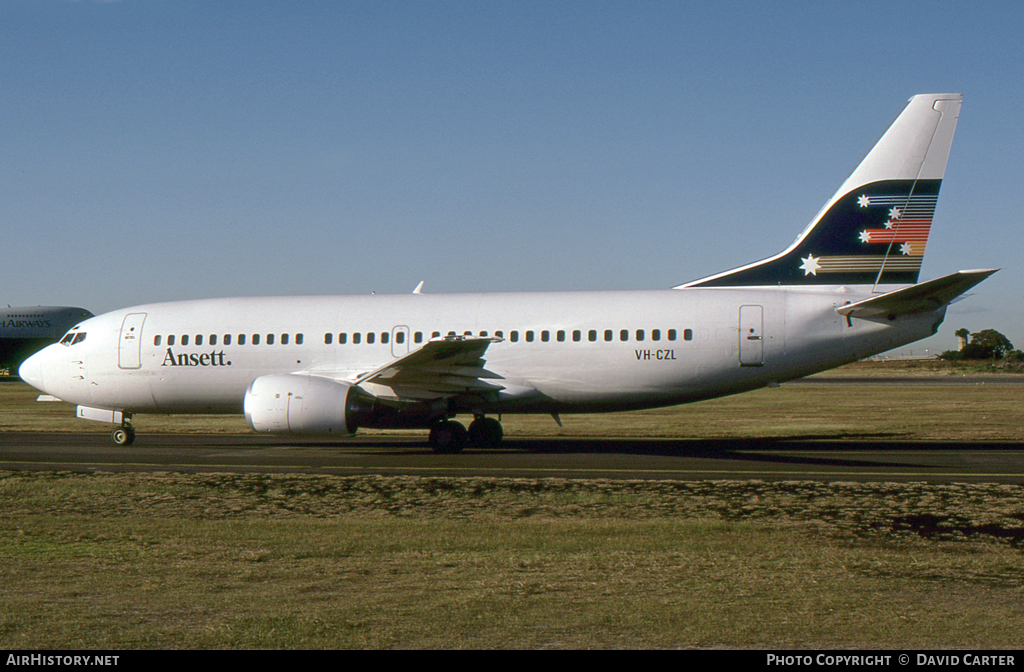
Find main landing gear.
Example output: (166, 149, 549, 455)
(429, 415, 504, 454)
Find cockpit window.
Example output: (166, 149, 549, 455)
(59, 332, 87, 346)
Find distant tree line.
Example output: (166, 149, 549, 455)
(940, 328, 1023, 361)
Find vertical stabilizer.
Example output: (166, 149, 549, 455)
(680, 94, 961, 288)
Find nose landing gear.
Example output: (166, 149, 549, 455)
(110, 416, 135, 446)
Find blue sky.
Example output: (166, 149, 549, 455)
(3, 0, 1022, 355)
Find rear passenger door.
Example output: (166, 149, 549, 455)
(738, 305, 763, 367)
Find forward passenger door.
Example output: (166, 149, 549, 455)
(118, 313, 147, 370)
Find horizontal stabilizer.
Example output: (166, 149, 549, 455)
(836, 269, 998, 320)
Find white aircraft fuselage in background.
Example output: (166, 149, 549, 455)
(19, 94, 996, 451)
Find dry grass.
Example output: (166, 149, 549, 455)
(2, 371, 1023, 649)
(2, 472, 1024, 649)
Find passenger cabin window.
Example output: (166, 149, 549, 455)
(353, 333, 361, 344)
(588, 330, 597, 342)
(652, 329, 661, 341)
(210, 335, 217, 346)
(620, 329, 628, 342)
(168, 335, 176, 346)
(154, 335, 162, 346)
(367, 332, 375, 344)
(573, 330, 581, 342)
(668, 329, 677, 341)
(604, 330, 613, 342)
(414, 332, 423, 343)
(266, 334, 275, 345)
(252, 334, 260, 345)
(381, 332, 389, 344)
(395, 332, 405, 344)
(636, 329, 645, 341)
(296, 334, 303, 345)
(557, 330, 565, 342)
(182, 335, 189, 346)
(281, 333, 289, 345)
(325, 333, 333, 345)
(195, 335, 203, 346)
(339, 333, 347, 344)
(510, 331, 519, 343)
(238, 334, 246, 345)
(683, 329, 692, 341)
(224, 334, 232, 345)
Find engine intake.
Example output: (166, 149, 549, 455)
(244, 374, 358, 435)
(244, 373, 446, 435)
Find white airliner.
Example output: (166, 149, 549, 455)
(20, 94, 995, 451)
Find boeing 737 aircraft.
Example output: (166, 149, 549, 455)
(1, 306, 93, 375)
(20, 94, 995, 451)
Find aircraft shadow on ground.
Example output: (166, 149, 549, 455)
(504, 436, 1024, 470)
(503, 437, 929, 469)
(193, 434, 1024, 471)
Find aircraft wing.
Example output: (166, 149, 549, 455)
(353, 335, 505, 401)
(836, 269, 998, 320)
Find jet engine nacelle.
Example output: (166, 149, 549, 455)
(244, 374, 358, 435)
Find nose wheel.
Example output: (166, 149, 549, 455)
(111, 424, 135, 446)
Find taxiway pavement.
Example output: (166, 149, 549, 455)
(1, 432, 1021, 483)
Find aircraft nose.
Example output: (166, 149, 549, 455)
(18, 350, 46, 391)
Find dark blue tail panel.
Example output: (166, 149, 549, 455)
(691, 179, 941, 287)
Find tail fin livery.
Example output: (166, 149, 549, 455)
(680, 94, 962, 288)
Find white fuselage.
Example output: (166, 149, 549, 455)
(22, 285, 943, 420)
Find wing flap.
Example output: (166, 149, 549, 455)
(836, 269, 997, 319)
(354, 336, 505, 401)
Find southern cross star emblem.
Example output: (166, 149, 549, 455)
(900, 242, 913, 255)
(857, 195, 870, 208)
(859, 230, 871, 243)
(799, 254, 822, 276)
(888, 206, 901, 220)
